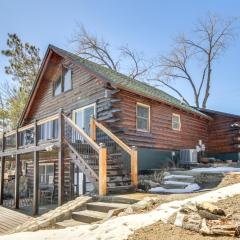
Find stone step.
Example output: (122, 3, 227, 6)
(86, 201, 130, 213)
(161, 181, 190, 189)
(55, 219, 86, 229)
(164, 175, 195, 183)
(72, 210, 107, 224)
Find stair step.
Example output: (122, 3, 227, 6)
(72, 210, 107, 224)
(86, 201, 130, 213)
(107, 176, 130, 182)
(108, 185, 135, 193)
(55, 219, 86, 229)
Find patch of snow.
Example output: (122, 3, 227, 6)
(164, 174, 194, 180)
(190, 167, 240, 173)
(2, 183, 240, 240)
(149, 183, 200, 194)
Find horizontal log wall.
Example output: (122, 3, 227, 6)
(206, 112, 240, 154)
(24, 53, 106, 124)
(110, 90, 209, 150)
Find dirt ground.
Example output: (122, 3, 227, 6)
(128, 173, 240, 240)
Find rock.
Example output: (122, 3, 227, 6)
(118, 212, 128, 217)
(124, 206, 134, 214)
(196, 202, 225, 216)
(198, 210, 222, 220)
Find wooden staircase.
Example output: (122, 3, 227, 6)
(62, 114, 137, 195)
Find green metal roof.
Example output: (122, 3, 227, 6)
(50, 45, 210, 119)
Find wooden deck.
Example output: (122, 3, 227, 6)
(0, 206, 33, 235)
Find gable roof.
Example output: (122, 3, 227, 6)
(49, 45, 210, 119)
(19, 45, 211, 125)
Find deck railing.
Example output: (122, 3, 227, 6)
(90, 116, 138, 188)
(0, 114, 59, 153)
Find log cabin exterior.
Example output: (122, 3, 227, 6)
(0, 45, 239, 214)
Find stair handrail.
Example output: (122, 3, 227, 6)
(62, 114, 100, 153)
(63, 113, 107, 196)
(91, 116, 138, 187)
(91, 118, 132, 155)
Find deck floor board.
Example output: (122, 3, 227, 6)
(0, 206, 33, 235)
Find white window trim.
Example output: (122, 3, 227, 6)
(39, 163, 54, 185)
(72, 103, 96, 123)
(136, 102, 150, 132)
(172, 113, 181, 131)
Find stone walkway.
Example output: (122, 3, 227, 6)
(0, 207, 32, 235)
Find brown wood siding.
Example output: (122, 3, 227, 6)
(24, 54, 106, 124)
(24, 154, 72, 201)
(110, 90, 209, 150)
(207, 112, 240, 154)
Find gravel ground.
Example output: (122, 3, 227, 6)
(128, 173, 240, 240)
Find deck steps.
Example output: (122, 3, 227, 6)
(55, 219, 86, 229)
(86, 201, 130, 213)
(56, 199, 131, 228)
(72, 210, 107, 223)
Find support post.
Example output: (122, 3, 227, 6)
(82, 173, 86, 195)
(58, 109, 64, 206)
(131, 146, 138, 188)
(98, 143, 107, 196)
(90, 116, 96, 141)
(0, 157, 5, 205)
(70, 162, 74, 200)
(76, 166, 79, 196)
(33, 151, 39, 215)
(14, 154, 20, 209)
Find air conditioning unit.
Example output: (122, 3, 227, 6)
(180, 149, 198, 164)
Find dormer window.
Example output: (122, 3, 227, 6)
(53, 67, 72, 96)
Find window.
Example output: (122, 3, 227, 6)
(63, 68, 72, 91)
(53, 67, 72, 96)
(172, 113, 181, 131)
(136, 103, 150, 132)
(39, 164, 54, 186)
(53, 76, 61, 96)
(39, 119, 59, 141)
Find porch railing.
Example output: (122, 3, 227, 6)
(90, 116, 138, 188)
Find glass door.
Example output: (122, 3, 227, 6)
(73, 103, 96, 135)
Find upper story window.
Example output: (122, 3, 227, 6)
(53, 76, 62, 96)
(63, 68, 72, 91)
(136, 103, 150, 132)
(172, 113, 181, 131)
(53, 67, 72, 96)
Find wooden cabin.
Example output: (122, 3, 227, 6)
(0, 45, 239, 214)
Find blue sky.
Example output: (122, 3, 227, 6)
(0, 0, 240, 114)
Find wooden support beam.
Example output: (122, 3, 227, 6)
(70, 162, 74, 200)
(90, 116, 96, 141)
(33, 151, 39, 215)
(99, 143, 107, 196)
(14, 154, 20, 209)
(58, 109, 64, 206)
(131, 146, 138, 188)
(76, 166, 79, 196)
(0, 157, 5, 205)
(82, 173, 86, 195)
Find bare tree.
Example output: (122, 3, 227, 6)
(71, 25, 151, 79)
(152, 14, 237, 108)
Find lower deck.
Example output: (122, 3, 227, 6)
(0, 206, 32, 235)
